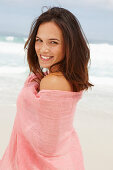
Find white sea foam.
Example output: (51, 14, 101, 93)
(0, 66, 27, 74)
(0, 42, 25, 54)
(89, 43, 113, 68)
(88, 43, 113, 78)
(90, 75, 113, 85)
(5, 36, 14, 41)
(0, 39, 113, 84)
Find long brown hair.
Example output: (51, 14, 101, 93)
(24, 6, 94, 92)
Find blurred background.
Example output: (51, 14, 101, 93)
(0, 0, 113, 170)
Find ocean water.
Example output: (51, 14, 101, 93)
(0, 35, 113, 79)
(0, 34, 113, 105)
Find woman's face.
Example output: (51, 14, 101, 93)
(35, 21, 65, 72)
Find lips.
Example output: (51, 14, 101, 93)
(40, 55, 54, 61)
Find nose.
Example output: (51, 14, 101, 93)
(40, 42, 49, 53)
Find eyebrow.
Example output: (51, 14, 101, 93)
(36, 36, 60, 41)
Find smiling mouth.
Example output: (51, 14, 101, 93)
(40, 55, 54, 61)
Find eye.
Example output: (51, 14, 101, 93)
(51, 41, 58, 44)
(36, 38, 42, 42)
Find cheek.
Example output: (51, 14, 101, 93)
(54, 46, 64, 55)
(35, 43, 39, 53)
(56, 47, 65, 59)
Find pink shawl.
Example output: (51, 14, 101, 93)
(0, 73, 85, 170)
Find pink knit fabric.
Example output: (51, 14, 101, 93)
(0, 73, 85, 170)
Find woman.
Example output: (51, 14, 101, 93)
(0, 6, 93, 170)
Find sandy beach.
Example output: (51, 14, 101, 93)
(0, 75, 113, 170)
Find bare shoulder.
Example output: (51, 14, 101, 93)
(40, 73, 73, 92)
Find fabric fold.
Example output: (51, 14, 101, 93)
(0, 73, 85, 170)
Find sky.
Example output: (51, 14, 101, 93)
(0, 0, 113, 43)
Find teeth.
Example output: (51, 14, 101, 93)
(41, 55, 51, 59)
